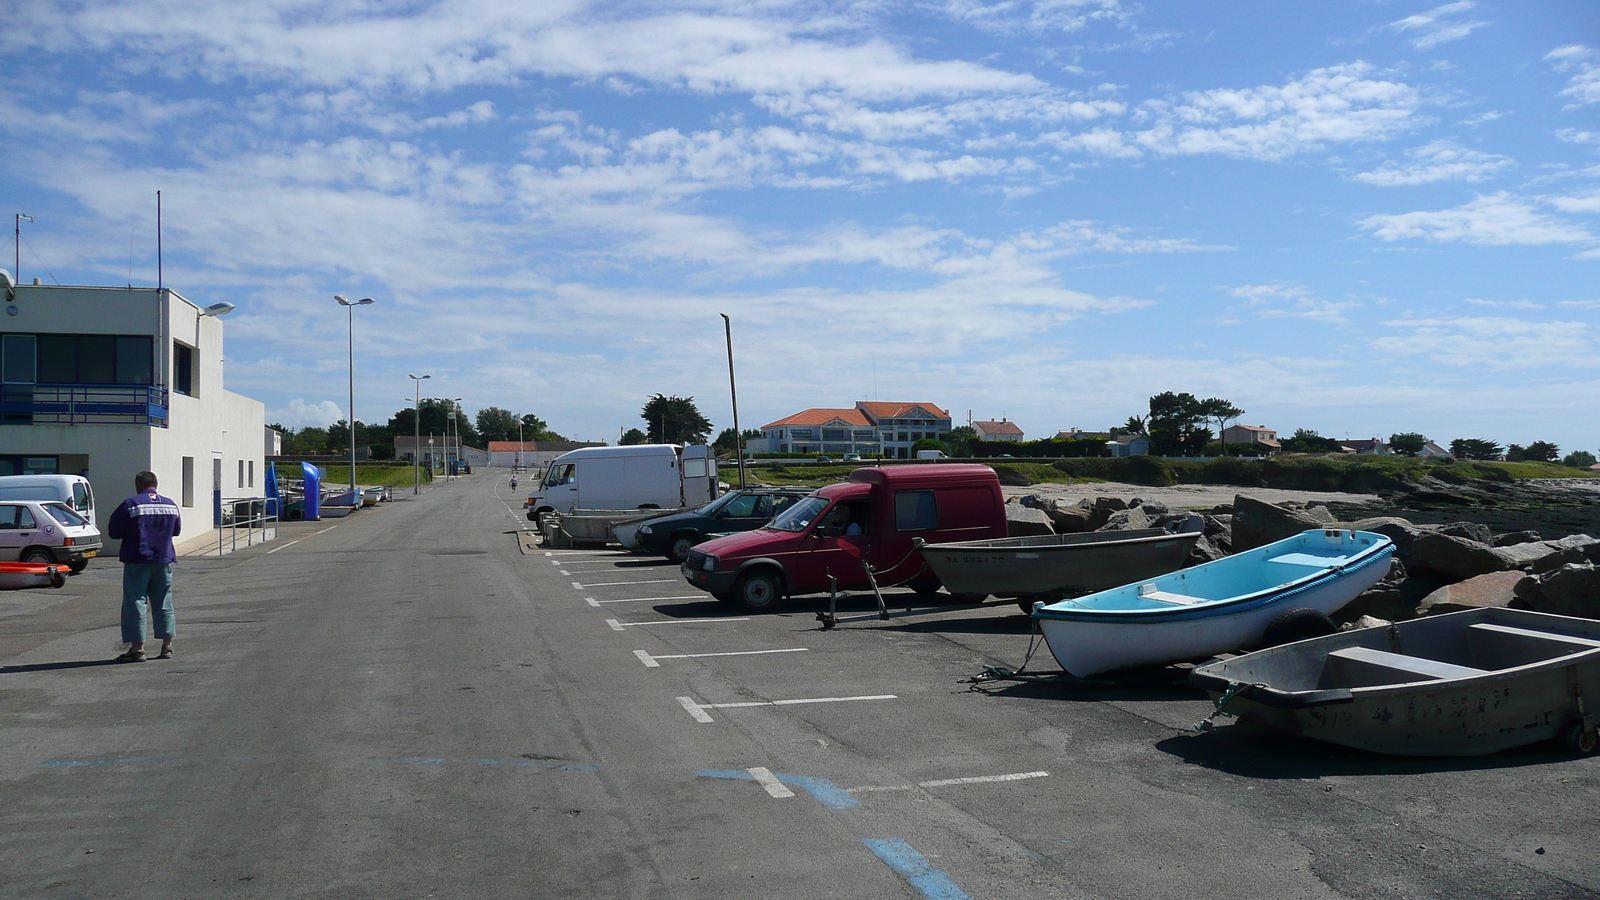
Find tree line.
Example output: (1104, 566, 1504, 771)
(269, 402, 565, 458)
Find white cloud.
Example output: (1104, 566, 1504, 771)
(1547, 45, 1600, 107)
(1129, 63, 1424, 161)
(1549, 190, 1600, 214)
(1557, 128, 1600, 146)
(938, 0, 1135, 35)
(1359, 192, 1598, 248)
(1386, 2, 1489, 51)
(1227, 283, 1358, 324)
(1373, 317, 1596, 370)
(269, 398, 347, 430)
(1353, 139, 1512, 185)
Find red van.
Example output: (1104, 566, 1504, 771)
(681, 464, 1008, 611)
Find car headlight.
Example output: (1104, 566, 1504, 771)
(703, 555, 718, 572)
(639, 525, 652, 534)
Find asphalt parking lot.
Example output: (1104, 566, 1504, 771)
(2, 471, 1597, 899)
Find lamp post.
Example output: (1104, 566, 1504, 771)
(720, 313, 746, 489)
(517, 413, 523, 472)
(336, 295, 374, 499)
(449, 398, 462, 478)
(409, 373, 430, 493)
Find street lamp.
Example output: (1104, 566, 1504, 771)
(14, 213, 34, 282)
(409, 373, 431, 494)
(720, 313, 746, 489)
(449, 397, 463, 478)
(336, 295, 375, 499)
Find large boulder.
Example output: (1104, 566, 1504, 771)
(1044, 503, 1094, 534)
(1186, 534, 1229, 566)
(1137, 499, 1170, 518)
(1085, 496, 1127, 530)
(1406, 532, 1511, 582)
(1349, 517, 1429, 558)
(1302, 504, 1337, 525)
(1097, 506, 1152, 532)
(1493, 530, 1543, 548)
(1339, 587, 1415, 622)
(1518, 563, 1600, 618)
(1005, 504, 1054, 537)
(1231, 495, 1326, 552)
(1201, 515, 1233, 553)
(1440, 522, 1493, 545)
(1415, 571, 1531, 616)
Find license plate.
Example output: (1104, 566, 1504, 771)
(84, 550, 98, 557)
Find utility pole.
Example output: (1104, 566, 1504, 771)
(720, 313, 746, 489)
(14, 213, 33, 281)
(409, 374, 430, 493)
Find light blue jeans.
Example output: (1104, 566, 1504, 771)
(121, 563, 175, 644)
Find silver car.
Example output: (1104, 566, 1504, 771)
(0, 500, 104, 573)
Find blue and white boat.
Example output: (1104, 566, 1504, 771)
(1032, 529, 1394, 677)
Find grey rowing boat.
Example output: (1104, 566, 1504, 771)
(918, 528, 1202, 608)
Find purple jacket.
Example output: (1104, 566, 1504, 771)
(107, 490, 183, 564)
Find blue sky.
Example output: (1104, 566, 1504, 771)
(3, 1, 1598, 451)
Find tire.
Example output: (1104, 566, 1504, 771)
(1559, 719, 1598, 756)
(732, 569, 783, 612)
(21, 547, 55, 565)
(68, 557, 87, 575)
(908, 578, 943, 597)
(1261, 608, 1337, 647)
(667, 533, 699, 564)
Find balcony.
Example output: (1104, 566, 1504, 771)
(0, 383, 169, 427)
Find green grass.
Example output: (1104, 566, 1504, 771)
(274, 462, 432, 487)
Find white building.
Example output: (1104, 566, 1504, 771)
(973, 419, 1024, 442)
(0, 278, 265, 553)
(485, 440, 606, 469)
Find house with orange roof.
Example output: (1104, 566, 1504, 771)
(974, 419, 1024, 442)
(752, 401, 952, 458)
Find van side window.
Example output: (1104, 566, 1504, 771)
(546, 464, 576, 487)
(683, 458, 707, 478)
(73, 482, 89, 511)
(894, 491, 938, 531)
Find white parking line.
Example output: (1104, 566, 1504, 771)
(592, 595, 704, 604)
(748, 767, 795, 799)
(607, 617, 750, 631)
(678, 696, 715, 723)
(846, 771, 1051, 793)
(634, 648, 807, 667)
(676, 694, 896, 723)
(266, 539, 301, 554)
(578, 579, 679, 588)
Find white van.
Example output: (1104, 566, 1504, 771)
(526, 445, 717, 525)
(915, 450, 949, 460)
(0, 475, 97, 525)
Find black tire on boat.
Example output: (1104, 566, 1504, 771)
(909, 577, 943, 597)
(1559, 719, 1599, 756)
(1261, 608, 1337, 647)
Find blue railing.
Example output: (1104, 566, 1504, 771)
(0, 383, 169, 427)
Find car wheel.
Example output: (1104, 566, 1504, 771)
(668, 533, 699, 564)
(68, 558, 88, 575)
(21, 548, 55, 565)
(733, 569, 783, 612)
(1261, 608, 1337, 647)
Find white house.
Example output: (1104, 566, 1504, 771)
(0, 278, 265, 553)
(486, 440, 606, 469)
(973, 419, 1024, 442)
(1221, 424, 1281, 452)
(751, 408, 882, 457)
(1106, 435, 1151, 457)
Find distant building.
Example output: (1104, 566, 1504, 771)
(0, 282, 264, 552)
(396, 434, 463, 468)
(1417, 440, 1452, 459)
(1055, 429, 1113, 441)
(973, 419, 1024, 442)
(265, 426, 282, 458)
(856, 402, 952, 459)
(486, 440, 606, 469)
(1340, 438, 1390, 456)
(1106, 434, 1151, 457)
(1222, 424, 1281, 453)
(753, 408, 881, 457)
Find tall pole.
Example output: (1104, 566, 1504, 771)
(156, 191, 162, 290)
(336, 296, 374, 498)
(449, 398, 463, 479)
(409, 374, 430, 494)
(14, 213, 33, 281)
(517, 413, 523, 471)
(720, 313, 746, 489)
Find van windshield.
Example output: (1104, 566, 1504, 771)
(768, 496, 828, 532)
(43, 502, 89, 527)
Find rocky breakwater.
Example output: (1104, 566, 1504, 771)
(1012, 492, 1600, 625)
(1328, 475, 1600, 540)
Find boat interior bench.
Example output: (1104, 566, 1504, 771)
(1324, 646, 1488, 688)
(1468, 622, 1600, 668)
(1137, 584, 1204, 606)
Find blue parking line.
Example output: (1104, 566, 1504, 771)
(694, 768, 860, 808)
(862, 838, 971, 900)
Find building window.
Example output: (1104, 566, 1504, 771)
(173, 343, 194, 395)
(181, 456, 194, 507)
(248, 460, 255, 488)
(238, 459, 245, 488)
(30, 334, 154, 385)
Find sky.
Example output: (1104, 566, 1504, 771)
(3, 1, 1598, 452)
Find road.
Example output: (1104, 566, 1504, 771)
(2, 471, 1597, 899)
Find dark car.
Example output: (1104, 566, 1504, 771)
(635, 489, 808, 562)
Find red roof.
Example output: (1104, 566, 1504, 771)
(974, 420, 1024, 436)
(762, 408, 873, 429)
(856, 401, 950, 421)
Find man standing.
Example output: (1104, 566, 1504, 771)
(106, 471, 182, 662)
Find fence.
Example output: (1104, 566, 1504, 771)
(212, 497, 277, 556)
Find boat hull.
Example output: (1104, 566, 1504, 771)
(0, 561, 67, 590)
(1192, 608, 1600, 756)
(1034, 530, 1393, 677)
(922, 529, 1201, 597)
